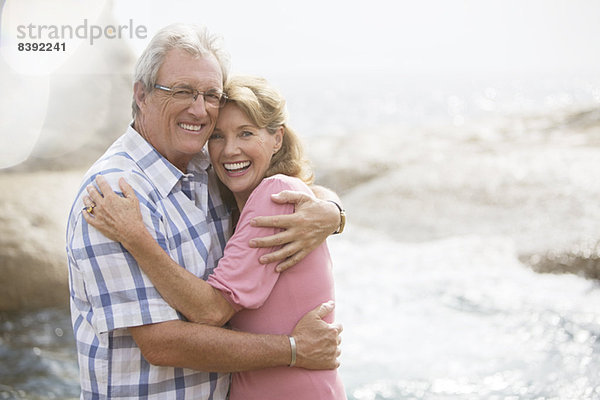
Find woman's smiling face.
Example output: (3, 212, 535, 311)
(208, 103, 283, 209)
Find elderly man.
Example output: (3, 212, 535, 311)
(66, 24, 344, 399)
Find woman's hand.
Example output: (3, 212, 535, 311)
(83, 175, 146, 246)
(248, 190, 341, 272)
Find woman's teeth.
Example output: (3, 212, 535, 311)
(179, 123, 202, 131)
(224, 161, 251, 172)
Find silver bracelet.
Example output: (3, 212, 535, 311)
(288, 336, 297, 367)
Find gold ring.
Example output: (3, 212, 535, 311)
(83, 203, 95, 214)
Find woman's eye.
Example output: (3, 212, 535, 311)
(241, 131, 253, 137)
(209, 133, 223, 140)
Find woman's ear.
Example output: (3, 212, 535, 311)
(273, 126, 284, 153)
(133, 82, 147, 111)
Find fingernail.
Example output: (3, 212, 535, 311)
(259, 256, 268, 263)
(249, 239, 257, 247)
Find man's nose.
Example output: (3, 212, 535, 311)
(187, 94, 208, 117)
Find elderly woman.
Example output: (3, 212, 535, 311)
(84, 75, 346, 399)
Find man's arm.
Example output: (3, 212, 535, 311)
(310, 184, 343, 206)
(249, 185, 344, 271)
(130, 301, 342, 372)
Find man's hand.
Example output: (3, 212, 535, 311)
(291, 301, 342, 370)
(249, 190, 340, 271)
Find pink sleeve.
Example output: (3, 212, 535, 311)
(207, 176, 310, 310)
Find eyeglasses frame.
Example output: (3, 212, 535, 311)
(153, 84, 228, 108)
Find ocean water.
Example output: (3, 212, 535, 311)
(332, 233, 600, 399)
(2, 71, 600, 399)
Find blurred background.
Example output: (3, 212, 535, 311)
(2, 0, 600, 399)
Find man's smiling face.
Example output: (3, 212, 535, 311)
(135, 48, 223, 171)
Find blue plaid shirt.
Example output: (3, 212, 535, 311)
(66, 126, 231, 399)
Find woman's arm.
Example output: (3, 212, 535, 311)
(83, 175, 235, 325)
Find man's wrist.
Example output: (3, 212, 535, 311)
(327, 200, 346, 235)
(288, 336, 297, 367)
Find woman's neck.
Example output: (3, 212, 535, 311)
(234, 196, 247, 212)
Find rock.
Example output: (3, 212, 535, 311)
(523, 242, 600, 280)
(0, 170, 84, 311)
(0, 1, 137, 310)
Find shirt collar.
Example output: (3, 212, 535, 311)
(122, 125, 211, 197)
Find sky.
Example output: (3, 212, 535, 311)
(111, 0, 600, 76)
(3, 0, 600, 76)
(2, 0, 600, 169)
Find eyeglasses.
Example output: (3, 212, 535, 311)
(154, 84, 228, 108)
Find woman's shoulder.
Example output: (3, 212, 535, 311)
(258, 174, 312, 195)
(243, 175, 313, 213)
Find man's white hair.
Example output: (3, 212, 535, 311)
(131, 23, 230, 118)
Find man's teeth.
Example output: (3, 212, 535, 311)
(224, 161, 251, 171)
(179, 123, 202, 131)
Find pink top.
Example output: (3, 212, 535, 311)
(207, 174, 346, 400)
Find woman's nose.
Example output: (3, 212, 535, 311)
(222, 138, 240, 156)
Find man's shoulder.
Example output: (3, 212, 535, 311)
(82, 150, 149, 192)
(81, 129, 160, 192)
(88, 129, 144, 171)
(67, 132, 158, 225)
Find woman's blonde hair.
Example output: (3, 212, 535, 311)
(224, 75, 314, 185)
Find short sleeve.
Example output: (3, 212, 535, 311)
(69, 172, 179, 333)
(207, 175, 311, 310)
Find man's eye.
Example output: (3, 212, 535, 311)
(205, 92, 221, 101)
(209, 133, 223, 140)
(172, 89, 193, 98)
(241, 131, 253, 137)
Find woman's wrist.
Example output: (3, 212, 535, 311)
(120, 224, 155, 253)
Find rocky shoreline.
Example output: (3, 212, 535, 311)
(0, 170, 84, 311)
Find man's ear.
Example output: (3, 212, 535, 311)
(133, 82, 147, 111)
